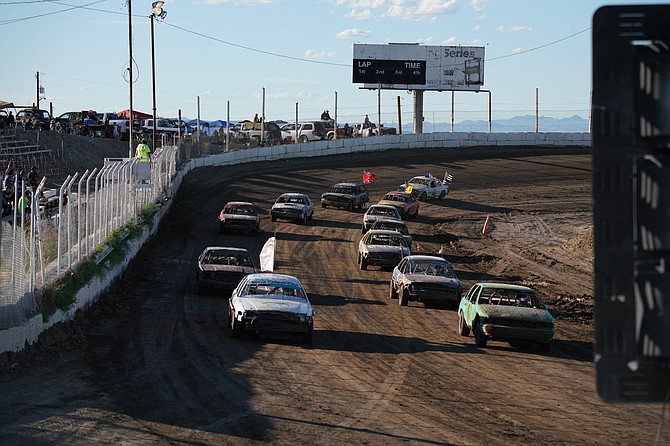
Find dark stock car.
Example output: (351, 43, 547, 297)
(320, 181, 369, 210)
(196, 246, 257, 295)
(390, 255, 462, 307)
(218, 201, 261, 235)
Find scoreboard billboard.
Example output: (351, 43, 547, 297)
(352, 43, 485, 91)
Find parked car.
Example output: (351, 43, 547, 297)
(357, 229, 411, 270)
(362, 204, 402, 233)
(377, 191, 420, 219)
(239, 120, 282, 145)
(321, 181, 369, 210)
(270, 193, 315, 224)
(390, 255, 461, 307)
(280, 121, 326, 143)
(457, 282, 555, 351)
(16, 108, 51, 129)
(196, 246, 257, 295)
(370, 218, 412, 246)
(228, 273, 314, 343)
(398, 174, 451, 201)
(218, 201, 261, 235)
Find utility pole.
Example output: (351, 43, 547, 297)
(36, 72, 40, 109)
(127, 0, 134, 158)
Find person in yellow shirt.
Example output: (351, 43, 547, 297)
(135, 138, 151, 162)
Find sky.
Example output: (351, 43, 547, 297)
(2, 0, 668, 127)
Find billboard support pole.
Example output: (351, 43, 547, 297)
(397, 96, 402, 135)
(413, 90, 423, 134)
(377, 82, 381, 134)
(451, 91, 455, 133)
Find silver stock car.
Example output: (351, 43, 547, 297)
(390, 255, 461, 307)
(270, 193, 315, 224)
(228, 273, 314, 343)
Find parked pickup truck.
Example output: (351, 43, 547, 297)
(239, 120, 282, 145)
(350, 122, 397, 137)
(322, 119, 350, 139)
(139, 118, 188, 138)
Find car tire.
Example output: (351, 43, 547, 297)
(301, 213, 307, 225)
(359, 254, 367, 270)
(346, 201, 353, 211)
(419, 192, 427, 201)
(539, 341, 551, 352)
(302, 324, 313, 344)
(219, 222, 225, 234)
(398, 287, 408, 306)
(362, 225, 367, 234)
(439, 190, 446, 200)
(308, 211, 314, 221)
(389, 280, 398, 299)
(458, 312, 470, 336)
(474, 322, 487, 347)
(413, 208, 419, 219)
(299, 135, 309, 143)
(229, 310, 242, 339)
(271, 215, 277, 222)
(321, 202, 327, 208)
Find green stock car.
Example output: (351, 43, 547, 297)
(457, 283, 554, 351)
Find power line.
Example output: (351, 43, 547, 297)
(1, 0, 591, 67)
(0, 0, 104, 24)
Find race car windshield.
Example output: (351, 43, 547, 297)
(227, 206, 255, 215)
(369, 235, 404, 246)
(409, 261, 455, 278)
(247, 284, 306, 299)
(330, 186, 354, 194)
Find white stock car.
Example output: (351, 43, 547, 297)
(228, 273, 314, 343)
(270, 193, 315, 224)
(362, 204, 402, 233)
(398, 173, 452, 201)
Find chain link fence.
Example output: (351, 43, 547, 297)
(0, 145, 179, 329)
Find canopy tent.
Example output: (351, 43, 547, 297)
(0, 101, 15, 109)
(117, 109, 152, 119)
(186, 119, 209, 127)
(208, 120, 228, 127)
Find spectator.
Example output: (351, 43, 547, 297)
(1, 189, 11, 218)
(8, 111, 15, 127)
(5, 161, 15, 178)
(112, 122, 120, 139)
(321, 110, 331, 120)
(253, 113, 260, 123)
(135, 138, 151, 162)
(27, 166, 39, 192)
(17, 190, 31, 216)
(364, 115, 371, 128)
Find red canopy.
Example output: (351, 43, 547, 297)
(117, 109, 152, 119)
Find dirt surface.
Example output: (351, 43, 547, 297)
(0, 145, 665, 445)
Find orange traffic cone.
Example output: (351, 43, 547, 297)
(482, 214, 491, 235)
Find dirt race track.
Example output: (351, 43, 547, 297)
(0, 146, 666, 446)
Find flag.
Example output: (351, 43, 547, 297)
(259, 237, 276, 272)
(363, 170, 375, 184)
(443, 171, 453, 185)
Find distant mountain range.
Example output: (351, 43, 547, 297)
(398, 114, 589, 133)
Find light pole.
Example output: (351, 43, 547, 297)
(150, 1, 167, 149)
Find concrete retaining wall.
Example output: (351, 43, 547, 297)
(0, 131, 590, 354)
